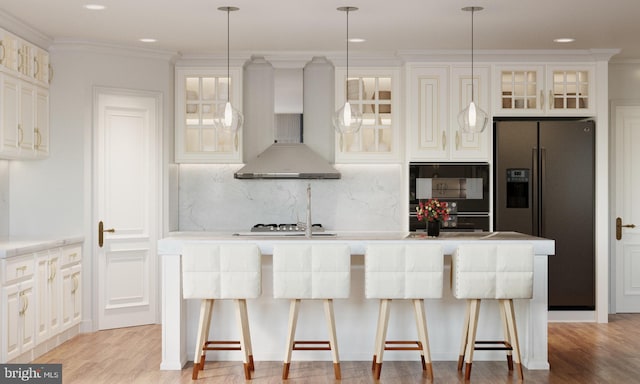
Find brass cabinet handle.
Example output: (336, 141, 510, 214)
(98, 221, 115, 248)
(72, 273, 80, 294)
(455, 131, 460, 150)
(442, 131, 447, 151)
(18, 124, 23, 146)
(549, 90, 554, 109)
(49, 259, 57, 281)
(616, 217, 636, 240)
(19, 291, 29, 316)
(0, 41, 5, 63)
(540, 90, 544, 110)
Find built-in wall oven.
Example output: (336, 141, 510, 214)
(409, 162, 490, 232)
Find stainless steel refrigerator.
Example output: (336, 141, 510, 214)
(494, 120, 595, 310)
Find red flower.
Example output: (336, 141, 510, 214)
(416, 199, 450, 222)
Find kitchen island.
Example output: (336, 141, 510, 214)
(158, 231, 554, 371)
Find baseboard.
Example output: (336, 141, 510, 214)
(548, 310, 596, 322)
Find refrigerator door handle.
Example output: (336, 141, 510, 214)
(532, 147, 539, 236)
(540, 147, 547, 236)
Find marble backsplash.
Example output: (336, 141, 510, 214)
(178, 163, 403, 232)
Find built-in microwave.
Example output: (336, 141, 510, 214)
(409, 162, 490, 232)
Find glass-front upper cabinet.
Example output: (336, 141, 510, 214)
(334, 68, 400, 163)
(175, 68, 243, 163)
(494, 64, 595, 116)
(548, 67, 591, 113)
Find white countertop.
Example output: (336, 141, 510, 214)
(159, 231, 555, 256)
(0, 236, 85, 259)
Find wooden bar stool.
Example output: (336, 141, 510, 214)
(181, 243, 262, 380)
(365, 243, 444, 380)
(452, 243, 534, 380)
(272, 243, 351, 380)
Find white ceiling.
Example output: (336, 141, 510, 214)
(0, 0, 637, 61)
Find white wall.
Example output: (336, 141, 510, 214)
(610, 63, 640, 99)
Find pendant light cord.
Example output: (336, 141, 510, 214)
(471, 8, 475, 103)
(226, 8, 230, 102)
(346, 9, 349, 81)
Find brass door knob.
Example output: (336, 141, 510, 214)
(616, 217, 636, 240)
(98, 221, 115, 247)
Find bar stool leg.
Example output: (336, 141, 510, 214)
(237, 299, 255, 372)
(464, 299, 481, 380)
(457, 299, 472, 371)
(235, 299, 252, 380)
(503, 299, 524, 380)
(323, 299, 341, 380)
(373, 299, 392, 380)
(282, 299, 300, 379)
(499, 299, 514, 371)
(192, 299, 214, 380)
(372, 299, 385, 372)
(413, 299, 433, 380)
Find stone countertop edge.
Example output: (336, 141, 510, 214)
(158, 231, 555, 256)
(0, 235, 85, 259)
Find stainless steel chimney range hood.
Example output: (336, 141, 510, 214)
(234, 143, 341, 179)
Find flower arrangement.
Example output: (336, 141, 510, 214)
(416, 198, 450, 222)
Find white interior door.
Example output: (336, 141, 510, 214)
(94, 88, 161, 329)
(613, 103, 640, 313)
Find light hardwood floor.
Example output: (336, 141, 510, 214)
(33, 314, 640, 383)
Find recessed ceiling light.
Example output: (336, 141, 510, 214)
(84, 4, 106, 10)
(553, 38, 575, 43)
(139, 38, 157, 43)
(348, 38, 366, 43)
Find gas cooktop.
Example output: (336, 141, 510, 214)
(251, 223, 325, 233)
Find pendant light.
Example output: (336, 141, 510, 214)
(214, 6, 243, 133)
(458, 6, 488, 134)
(333, 6, 362, 135)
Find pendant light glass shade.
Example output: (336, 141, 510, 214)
(214, 6, 243, 133)
(333, 7, 362, 135)
(458, 101, 488, 133)
(332, 101, 362, 134)
(459, 6, 488, 134)
(215, 101, 244, 132)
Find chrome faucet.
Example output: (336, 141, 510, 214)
(305, 183, 312, 238)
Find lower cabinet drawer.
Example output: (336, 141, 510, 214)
(2, 254, 35, 284)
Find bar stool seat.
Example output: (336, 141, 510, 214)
(272, 243, 351, 380)
(452, 243, 534, 380)
(182, 243, 262, 380)
(365, 243, 444, 380)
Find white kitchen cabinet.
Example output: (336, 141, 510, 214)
(406, 65, 449, 160)
(1, 254, 35, 362)
(60, 245, 82, 331)
(0, 29, 20, 74)
(0, 77, 49, 159)
(494, 64, 595, 116)
(34, 87, 49, 156)
(1, 239, 82, 363)
(0, 73, 20, 157)
(334, 68, 401, 163)
(36, 250, 61, 344)
(175, 67, 243, 163)
(408, 64, 491, 161)
(61, 264, 81, 330)
(0, 27, 50, 160)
